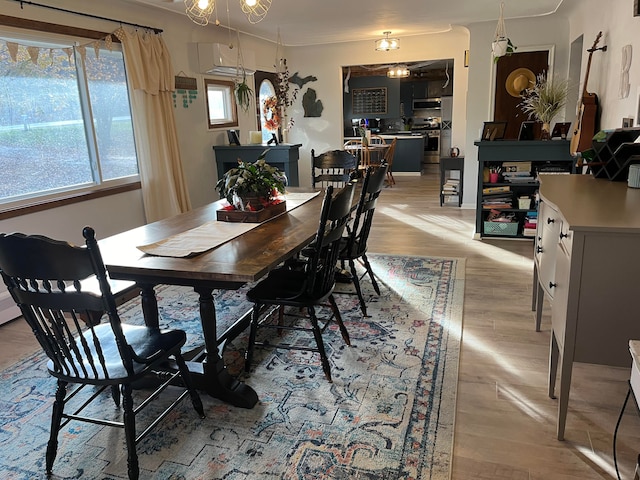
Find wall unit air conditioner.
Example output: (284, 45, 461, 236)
(197, 43, 256, 77)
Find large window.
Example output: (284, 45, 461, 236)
(0, 29, 139, 207)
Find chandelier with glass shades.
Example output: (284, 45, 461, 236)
(387, 64, 410, 78)
(375, 31, 400, 52)
(184, 0, 272, 26)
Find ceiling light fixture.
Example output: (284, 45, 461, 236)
(185, 0, 215, 26)
(240, 0, 272, 24)
(184, 0, 272, 26)
(375, 31, 400, 52)
(387, 64, 410, 79)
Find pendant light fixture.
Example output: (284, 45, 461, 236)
(185, 0, 215, 26)
(184, 0, 272, 26)
(387, 64, 410, 79)
(240, 0, 272, 24)
(375, 31, 400, 52)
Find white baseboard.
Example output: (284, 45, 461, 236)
(0, 291, 19, 325)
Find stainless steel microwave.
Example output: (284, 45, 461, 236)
(412, 98, 441, 110)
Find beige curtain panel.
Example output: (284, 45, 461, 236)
(115, 27, 192, 222)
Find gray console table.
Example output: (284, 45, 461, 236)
(213, 144, 301, 187)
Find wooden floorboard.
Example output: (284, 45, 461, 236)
(1, 166, 639, 478)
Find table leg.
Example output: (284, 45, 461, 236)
(532, 263, 539, 312)
(556, 346, 574, 441)
(535, 282, 545, 332)
(192, 286, 258, 409)
(139, 284, 159, 329)
(548, 331, 558, 400)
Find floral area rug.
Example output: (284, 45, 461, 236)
(0, 254, 464, 480)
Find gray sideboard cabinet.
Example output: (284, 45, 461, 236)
(536, 174, 640, 441)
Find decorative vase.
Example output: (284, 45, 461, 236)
(541, 122, 551, 141)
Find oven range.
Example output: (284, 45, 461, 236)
(411, 118, 441, 164)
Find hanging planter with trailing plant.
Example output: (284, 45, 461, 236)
(233, 30, 253, 112)
(492, 2, 517, 62)
(235, 70, 253, 113)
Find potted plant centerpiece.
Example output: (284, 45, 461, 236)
(216, 150, 287, 220)
(519, 72, 570, 140)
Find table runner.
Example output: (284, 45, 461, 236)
(137, 191, 320, 258)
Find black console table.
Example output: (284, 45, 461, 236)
(213, 144, 302, 187)
(474, 140, 575, 239)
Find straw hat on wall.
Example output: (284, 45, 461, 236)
(505, 68, 536, 97)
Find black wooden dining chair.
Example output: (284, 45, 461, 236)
(311, 149, 358, 188)
(244, 182, 356, 382)
(0, 227, 205, 480)
(338, 163, 388, 316)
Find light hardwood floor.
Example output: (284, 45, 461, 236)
(1, 168, 639, 479)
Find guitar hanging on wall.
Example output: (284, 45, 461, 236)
(570, 31, 607, 157)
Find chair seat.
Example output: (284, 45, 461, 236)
(338, 236, 366, 260)
(48, 324, 186, 382)
(247, 267, 334, 307)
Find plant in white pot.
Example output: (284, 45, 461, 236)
(492, 2, 517, 62)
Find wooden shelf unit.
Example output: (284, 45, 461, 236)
(474, 140, 575, 239)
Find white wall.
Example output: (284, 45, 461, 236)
(464, 14, 571, 208)
(285, 27, 470, 188)
(561, 0, 640, 130)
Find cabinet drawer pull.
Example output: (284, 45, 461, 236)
(559, 232, 569, 239)
(549, 282, 557, 289)
(536, 246, 543, 253)
(547, 218, 555, 224)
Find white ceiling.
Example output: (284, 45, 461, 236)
(123, 0, 567, 46)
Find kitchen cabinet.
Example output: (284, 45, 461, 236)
(536, 174, 640, 441)
(343, 135, 424, 173)
(392, 135, 424, 172)
(474, 140, 574, 239)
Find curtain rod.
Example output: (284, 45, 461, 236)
(12, 0, 163, 34)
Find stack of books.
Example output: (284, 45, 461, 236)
(442, 178, 460, 204)
(502, 161, 535, 183)
(481, 185, 512, 209)
(523, 211, 538, 237)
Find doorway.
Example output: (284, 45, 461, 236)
(493, 50, 551, 140)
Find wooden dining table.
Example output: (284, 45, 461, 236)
(98, 193, 324, 409)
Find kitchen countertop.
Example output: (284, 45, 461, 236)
(344, 133, 425, 140)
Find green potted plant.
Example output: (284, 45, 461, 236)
(519, 72, 570, 139)
(215, 150, 287, 211)
(235, 70, 253, 113)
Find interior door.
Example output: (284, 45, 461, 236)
(494, 51, 550, 140)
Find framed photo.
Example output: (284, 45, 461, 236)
(552, 122, 573, 139)
(623, 117, 635, 128)
(482, 121, 507, 141)
(227, 129, 241, 146)
(518, 121, 536, 140)
(635, 0, 640, 16)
